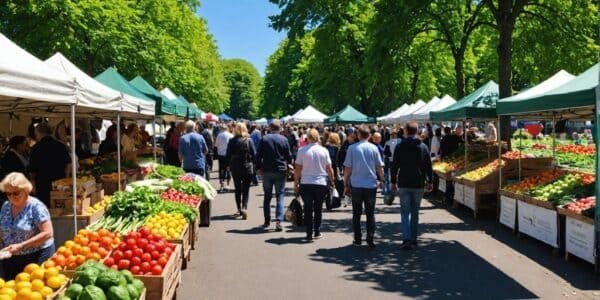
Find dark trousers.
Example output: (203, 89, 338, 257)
(351, 188, 377, 242)
(218, 155, 231, 184)
(300, 184, 328, 237)
(184, 168, 205, 177)
(205, 153, 213, 179)
(445, 180, 454, 204)
(1, 245, 54, 280)
(232, 171, 251, 211)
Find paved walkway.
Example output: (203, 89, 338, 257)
(180, 175, 600, 299)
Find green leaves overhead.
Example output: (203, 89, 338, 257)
(221, 59, 263, 119)
(0, 0, 229, 113)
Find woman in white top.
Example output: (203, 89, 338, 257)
(486, 122, 497, 142)
(430, 127, 442, 160)
(294, 129, 334, 241)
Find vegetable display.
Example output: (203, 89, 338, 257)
(160, 189, 201, 207)
(50, 229, 117, 270)
(456, 160, 504, 181)
(61, 260, 145, 300)
(504, 170, 564, 194)
(150, 165, 184, 179)
(529, 173, 594, 206)
(563, 196, 595, 216)
(85, 196, 112, 215)
(145, 212, 187, 239)
(0, 263, 67, 300)
(105, 228, 175, 276)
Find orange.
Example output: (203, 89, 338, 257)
(71, 244, 81, 255)
(0, 294, 12, 300)
(29, 291, 43, 300)
(97, 228, 110, 237)
(97, 247, 109, 258)
(15, 281, 31, 290)
(40, 286, 53, 297)
(62, 248, 73, 258)
(75, 236, 89, 246)
(16, 288, 32, 300)
(42, 260, 55, 268)
(88, 241, 100, 252)
(15, 273, 30, 282)
(88, 231, 100, 242)
(77, 229, 89, 236)
(80, 246, 91, 256)
(24, 263, 40, 274)
(30, 269, 45, 281)
(4, 281, 15, 289)
(75, 255, 86, 265)
(0, 288, 16, 299)
(64, 240, 75, 248)
(91, 253, 102, 261)
(53, 254, 66, 267)
(56, 246, 68, 255)
(30, 279, 44, 292)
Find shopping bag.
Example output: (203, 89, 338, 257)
(285, 197, 304, 226)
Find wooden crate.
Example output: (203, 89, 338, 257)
(453, 169, 503, 219)
(434, 169, 452, 181)
(135, 244, 182, 300)
(91, 187, 105, 205)
(190, 202, 200, 250)
(50, 195, 91, 215)
(167, 223, 191, 270)
(556, 207, 594, 225)
(519, 194, 555, 210)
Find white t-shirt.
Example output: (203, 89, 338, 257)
(430, 136, 441, 157)
(384, 138, 401, 162)
(215, 131, 233, 156)
(295, 143, 331, 186)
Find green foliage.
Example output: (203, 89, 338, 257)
(0, 0, 229, 112)
(221, 59, 263, 119)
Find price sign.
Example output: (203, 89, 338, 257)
(565, 216, 595, 264)
(454, 183, 464, 204)
(518, 201, 558, 247)
(463, 185, 476, 210)
(439, 180, 446, 192)
(499, 195, 517, 229)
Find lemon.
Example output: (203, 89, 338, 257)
(15, 287, 31, 300)
(0, 279, 5, 289)
(40, 287, 53, 297)
(30, 280, 44, 292)
(30, 269, 44, 281)
(45, 276, 62, 290)
(15, 281, 31, 291)
(15, 273, 30, 283)
(5, 281, 15, 289)
(0, 294, 12, 300)
(29, 291, 43, 300)
(44, 267, 59, 280)
(24, 264, 40, 274)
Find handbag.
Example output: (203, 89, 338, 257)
(285, 197, 304, 226)
(244, 139, 255, 175)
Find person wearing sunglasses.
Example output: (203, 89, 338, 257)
(0, 172, 54, 279)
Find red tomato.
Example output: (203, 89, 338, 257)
(134, 248, 144, 257)
(130, 265, 141, 275)
(118, 242, 128, 251)
(155, 241, 165, 252)
(131, 256, 141, 266)
(140, 262, 151, 273)
(145, 244, 156, 253)
(151, 251, 161, 260)
(146, 234, 156, 242)
(139, 227, 151, 237)
(164, 248, 173, 256)
(124, 250, 133, 260)
(149, 260, 158, 267)
(141, 253, 152, 263)
(118, 259, 130, 270)
(137, 238, 149, 249)
(112, 250, 124, 261)
(151, 265, 163, 275)
(104, 257, 115, 266)
(126, 238, 137, 248)
(110, 264, 119, 270)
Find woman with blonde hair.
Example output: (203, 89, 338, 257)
(324, 133, 343, 209)
(294, 129, 335, 241)
(0, 172, 54, 279)
(226, 123, 256, 219)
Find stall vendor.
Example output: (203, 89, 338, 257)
(0, 172, 54, 279)
(98, 125, 118, 157)
(29, 123, 72, 207)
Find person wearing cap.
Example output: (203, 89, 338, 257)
(256, 120, 292, 231)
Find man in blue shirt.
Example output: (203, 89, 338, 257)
(256, 120, 292, 231)
(179, 121, 208, 176)
(344, 125, 384, 248)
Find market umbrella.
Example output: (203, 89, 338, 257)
(324, 105, 376, 124)
(219, 113, 233, 122)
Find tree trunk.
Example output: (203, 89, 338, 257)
(496, 1, 515, 149)
(410, 65, 420, 101)
(454, 54, 465, 99)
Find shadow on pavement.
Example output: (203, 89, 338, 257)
(265, 237, 310, 245)
(211, 214, 239, 221)
(310, 237, 536, 299)
(227, 227, 270, 235)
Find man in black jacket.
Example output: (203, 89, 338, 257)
(391, 122, 433, 250)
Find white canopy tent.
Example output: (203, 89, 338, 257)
(386, 100, 426, 124)
(500, 70, 575, 102)
(160, 87, 178, 100)
(253, 117, 268, 126)
(289, 105, 328, 124)
(280, 115, 292, 123)
(0, 33, 78, 114)
(46, 53, 156, 119)
(413, 95, 457, 121)
(378, 104, 408, 122)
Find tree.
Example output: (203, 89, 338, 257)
(221, 59, 262, 119)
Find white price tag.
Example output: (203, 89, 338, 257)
(454, 183, 464, 204)
(439, 180, 446, 192)
(463, 185, 476, 210)
(518, 201, 558, 247)
(499, 196, 516, 229)
(565, 217, 595, 264)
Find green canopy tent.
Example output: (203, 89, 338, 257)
(324, 105, 376, 124)
(177, 95, 203, 119)
(129, 76, 185, 117)
(430, 81, 499, 121)
(496, 64, 598, 120)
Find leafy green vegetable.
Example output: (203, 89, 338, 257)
(66, 283, 84, 299)
(172, 180, 202, 195)
(79, 285, 107, 300)
(151, 165, 184, 179)
(126, 284, 140, 300)
(107, 285, 131, 300)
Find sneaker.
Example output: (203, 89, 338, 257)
(411, 240, 418, 247)
(367, 240, 376, 248)
(240, 210, 248, 220)
(401, 240, 413, 250)
(262, 220, 270, 228)
(352, 240, 362, 247)
(275, 221, 283, 232)
(314, 232, 322, 240)
(305, 235, 313, 242)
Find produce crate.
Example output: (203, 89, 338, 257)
(434, 169, 452, 181)
(52, 179, 97, 194)
(50, 194, 91, 215)
(190, 203, 200, 250)
(503, 157, 554, 178)
(91, 186, 105, 205)
(101, 175, 127, 196)
(50, 281, 68, 299)
(556, 207, 595, 265)
(519, 194, 555, 210)
(498, 190, 521, 230)
(517, 199, 559, 249)
(51, 208, 105, 247)
(453, 166, 503, 219)
(167, 223, 191, 270)
(135, 244, 182, 300)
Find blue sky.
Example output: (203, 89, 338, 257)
(196, 0, 286, 76)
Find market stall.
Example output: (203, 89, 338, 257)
(430, 80, 504, 218)
(324, 105, 375, 124)
(288, 105, 328, 124)
(411, 95, 456, 122)
(496, 64, 598, 263)
(379, 103, 408, 122)
(129, 75, 184, 118)
(385, 99, 426, 124)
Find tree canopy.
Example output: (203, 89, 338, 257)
(221, 59, 263, 119)
(0, 0, 229, 113)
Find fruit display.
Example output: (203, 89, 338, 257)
(85, 196, 112, 215)
(145, 212, 187, 239)
(50, 229, 117, 270)
(0, 263, 67, 300)
(504, 170, 564, 194)
(529, 173, 594, 206)
(160, 189, 201, 207)
(456, 160, 505, 181)
(87, 187, 197, 234)
(432, 156, 465, 173)
(563, 196, 595, 216)
(556, 144, 595, 155)
(501, 151, 535, 160)
(61, 260, 145, 300)
(104, 228, 176, 276)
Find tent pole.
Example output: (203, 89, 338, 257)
(497, 116, 502, 186)
(517, 119, 521, 181)
(552, 113, 556, 167)
(463, 120, 467, 168)
(70, 104, 78, 235)
(117, 113, 122, 191)
(153, 117, 157, 162)
(9, 114, 13, 137)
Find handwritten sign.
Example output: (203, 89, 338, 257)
(565, 216, 595, 264)
(463, 185, 476, 210)
(454, 183, 464, 204)
(499, 195, 516, 229)
(518, 201, 558, 247)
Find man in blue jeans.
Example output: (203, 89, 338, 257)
(256, 120, 292, 231)
(391, 122, 433, 250)
(344, 125, 384, 248)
